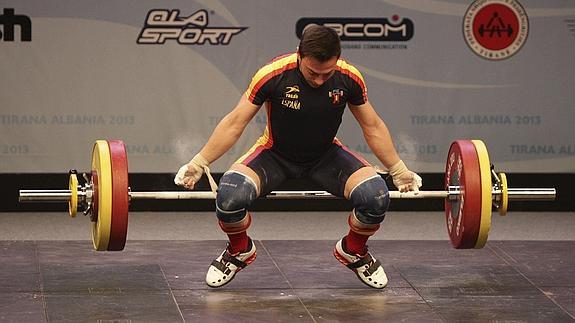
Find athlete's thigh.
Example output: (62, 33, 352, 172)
(234, 149, 287, 197)
(308, 144, 372, 198)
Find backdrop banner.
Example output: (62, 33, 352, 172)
(1, 0, 574, 173)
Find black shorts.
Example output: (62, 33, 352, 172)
(235, 141, 371, 197)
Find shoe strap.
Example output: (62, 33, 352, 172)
(346, 253, 373, 269)
(210, 251, 249, 275)
(222, 252, 248, 269)
(364, 259, 382, 276)
(210, 260, 232, 275)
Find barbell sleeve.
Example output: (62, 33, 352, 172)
(19, 190, 86, 202)
(500, 188, 557, 201)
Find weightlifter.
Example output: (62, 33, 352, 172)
(174, 25, 422, 289)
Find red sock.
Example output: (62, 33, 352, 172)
(227, 231, 249, 254)
(344, 230, 369, 255)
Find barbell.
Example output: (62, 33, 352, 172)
(19, 139, 556, 251)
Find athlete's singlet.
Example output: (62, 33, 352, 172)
(244, 53, 368, 162)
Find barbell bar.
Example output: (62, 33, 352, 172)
(19, 188, 555, 201)
(19, 139, 556, 251)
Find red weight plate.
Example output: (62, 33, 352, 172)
(445, 140, 482, 249)
(107, 140, 130, 251)
(91, 170, 99, 222)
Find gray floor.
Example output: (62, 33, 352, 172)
(1, 239, 574, 322)
(1, 211, 573, 241)
(1, 211, 574, 322)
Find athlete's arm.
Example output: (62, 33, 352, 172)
(199, 94, 261, 163)
(174, 94, 261, 189)
(348, 101, 401, 169)
(349, 101, 422, 192)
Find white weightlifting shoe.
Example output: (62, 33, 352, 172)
(206, 239, 257, 288)
(333, 238, 388, 289)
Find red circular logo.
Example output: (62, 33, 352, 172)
(464, 0, 529, 60)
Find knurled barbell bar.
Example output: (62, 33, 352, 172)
(19, 139, 556, 251)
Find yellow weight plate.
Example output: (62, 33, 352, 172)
(471, 140, 492, 249)
(498, 172, 508, 216)
(91, 140, 112, 251)
(68, 173, 78, 218)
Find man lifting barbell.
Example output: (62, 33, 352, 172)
(17, 28, 555, 288)
(174, 25, 422, 289)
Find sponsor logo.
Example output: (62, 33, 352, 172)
(285, 85, 300, 97)
(0, 8, 31, 42)
(296, 16, 414, 42)
(137, 9, 247, 45)
(281, 85, 301, 110)
(329, 89, 344, 104)
(463, 0, 529, 60)
(566, 18, 575, 37)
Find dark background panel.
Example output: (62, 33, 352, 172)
(3, 173, 571, 212)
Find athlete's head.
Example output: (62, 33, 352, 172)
(297, 25, 341, 88)
(298, 25, 341, 62)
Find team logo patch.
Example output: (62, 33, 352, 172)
(329, 89, 344, 105)
(463, 0, 529, 61)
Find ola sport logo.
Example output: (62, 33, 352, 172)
(463, 0, 528, 61)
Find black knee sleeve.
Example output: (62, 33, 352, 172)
(349, 175, 389, 225)
(216, 171, 258, 223)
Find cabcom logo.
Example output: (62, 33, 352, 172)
(296, 17, 414, 42)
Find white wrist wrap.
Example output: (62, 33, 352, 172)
(192, 153, 209, 167)
(389, 160, 408, 177)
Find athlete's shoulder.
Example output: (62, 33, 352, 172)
(336, 58, 366, 87)
(246, 53, 298, 103)
(253, 52, 298, 81)
(336, 58, 368, 104)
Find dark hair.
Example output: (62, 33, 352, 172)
(298, 25, 341, 62)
